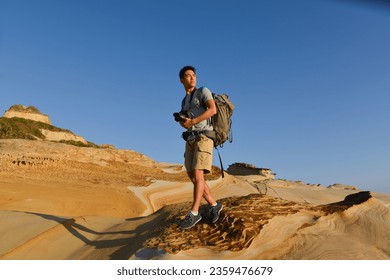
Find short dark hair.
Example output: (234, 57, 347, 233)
(179, 65, 196, 79)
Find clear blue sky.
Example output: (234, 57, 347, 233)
(1, 0, 389, 193)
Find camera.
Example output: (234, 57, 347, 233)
(173, 111, 189, 122)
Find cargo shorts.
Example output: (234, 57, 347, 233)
(184, 134, 213, 173)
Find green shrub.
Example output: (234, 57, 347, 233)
(0, 117, 97, 147)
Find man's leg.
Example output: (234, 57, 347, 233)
(180, 136, 221, 229)
(179, 169, 203, 230)
(190, 169, 216, 213)
(188, 170, 216, 212)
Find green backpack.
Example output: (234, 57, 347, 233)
(209, 92, 235, 148)
(202, 88, 235, 178)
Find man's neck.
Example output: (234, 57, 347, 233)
(186, 87, 196, 95)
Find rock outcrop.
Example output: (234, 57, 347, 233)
(1, 104, 88, 145)
(39, 129, 88, 144)
(227, 162, 275, 179)
(3, 105, 51, 124)
(328, 183, 359, 191)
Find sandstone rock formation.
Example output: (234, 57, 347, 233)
(1, 105, 389, 261)
(227, 162, 275, 179)
(40, 129, 88, 144)
(3, 105, 51, 124)
(328, 183, 359, 191)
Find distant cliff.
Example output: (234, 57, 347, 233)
(3, 105, 51, 124)
(1, 104, 91, 146)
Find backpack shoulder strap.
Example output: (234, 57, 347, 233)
(198, 87, 209, 109)
(191, 87, 199, 104)
(181, 87, 198, 110)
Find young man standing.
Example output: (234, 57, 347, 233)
(176, 65, 223, 229)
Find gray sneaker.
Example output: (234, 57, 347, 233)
(179, 212, 202, 229)
(209, 202, 223, 223)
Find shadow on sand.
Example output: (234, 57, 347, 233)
(24, 209, 170, 260)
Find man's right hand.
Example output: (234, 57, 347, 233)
(181, 118, 193, 129)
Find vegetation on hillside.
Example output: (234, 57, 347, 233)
(0, 117, 98, 148)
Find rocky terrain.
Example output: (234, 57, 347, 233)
(1, 105, 390, 260)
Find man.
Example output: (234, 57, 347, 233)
(176, 65, 223, 229)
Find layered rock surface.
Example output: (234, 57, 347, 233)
(1, 105, 389, 260)
(3, 105, 51, 124)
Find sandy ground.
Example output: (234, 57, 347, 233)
(1, 139, 390, 260)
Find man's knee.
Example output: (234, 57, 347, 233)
(193, 169, 205, 182)
(187, 171, 195, 183)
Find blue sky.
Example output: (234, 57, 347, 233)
(1, 0, 389, 193)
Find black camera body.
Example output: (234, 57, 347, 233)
(173, 111, 189, 122)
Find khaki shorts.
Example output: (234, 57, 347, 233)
(184, 135, 213, 173)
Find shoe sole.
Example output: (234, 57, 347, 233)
(180, 217, 202, 229)
(211, 205, 223, 223)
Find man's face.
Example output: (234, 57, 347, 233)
(180, 70, 196, 90)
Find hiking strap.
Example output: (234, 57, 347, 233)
(181, 88, 198, 110)
(215, 147, 225, 178)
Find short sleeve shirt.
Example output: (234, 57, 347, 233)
(181, 87, 213, 131)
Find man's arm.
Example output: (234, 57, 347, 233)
(181, 99, 216, 129)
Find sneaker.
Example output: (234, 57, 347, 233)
(209, 202, 223, 223)
(179, 211, 202, 229)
